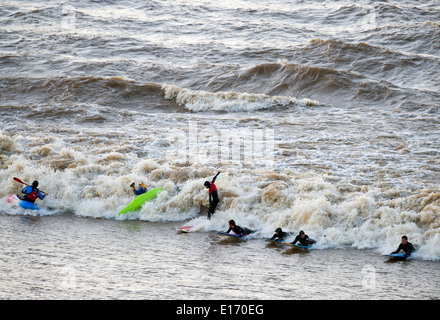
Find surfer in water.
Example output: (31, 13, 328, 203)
(204, 172, 220, 220)
(270, 228, 292, 241)
(19, 180, 46, 203)
(391, 236, 415, 257)
(225, 219, 254, 236)
(291, 230, 316, 246)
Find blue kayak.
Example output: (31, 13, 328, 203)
(8, 194, 39, 210)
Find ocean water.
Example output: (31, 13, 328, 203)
(1, 0, 439, 300)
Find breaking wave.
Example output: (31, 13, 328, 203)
(161, 83, 319, 112)
(0, 128, 439, 260)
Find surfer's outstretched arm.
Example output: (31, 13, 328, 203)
(212, 172, 220, 183)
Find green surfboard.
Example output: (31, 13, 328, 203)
(118, 187, 163, 215)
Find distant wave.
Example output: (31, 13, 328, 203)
(161, 83, 319, 112)
(0, 75, 181, 113)
(2, 47, 439, 114)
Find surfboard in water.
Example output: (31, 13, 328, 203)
(265, 239, 282, 243)
(383, 253, 412, 260)
(217, 232, 248, 238)
(280, 241, 312, 249)
(177, 226, 197, 233)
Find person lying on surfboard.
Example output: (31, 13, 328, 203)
(291, 230, 316, 246)
(131, 182, 147, 196)
(390, 236, 415, 257)
(19, 180, 47, 203)
(269, 228, 292, 241)
(204, 172, 220, 220)
(225, 219, 254, 236)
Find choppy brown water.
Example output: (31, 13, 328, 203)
(1, 214, 439, 300)
(1, 0, 439, 299)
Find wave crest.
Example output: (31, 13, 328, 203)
(161, 83, 319, 112)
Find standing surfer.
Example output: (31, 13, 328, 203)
(204, 172, 220, 220)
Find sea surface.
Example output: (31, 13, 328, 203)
(1, 0, 439, 300)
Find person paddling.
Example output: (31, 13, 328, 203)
(390, 236, 415, 257)
(204, 172, 220, 220)
(270, 228, 292, 241)
(19, 180, 47, 203)
(291, 230, 316, 246)
(225, 219, 254, 236)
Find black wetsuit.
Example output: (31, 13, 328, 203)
(292, 234, 316, 246)
(226, 225, 254, 236)
(207, 173, 220, 219)
(391, 242, 415, 256)
(270, 231, 291, 241)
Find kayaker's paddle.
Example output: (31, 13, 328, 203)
(13, 177, 48, 195)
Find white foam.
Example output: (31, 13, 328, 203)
(0, 117, 439, 260)
(162, 83, 319, 112)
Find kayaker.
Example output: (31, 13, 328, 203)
(132, 182, 147, 195)
(20, 180, 46, 203)
(204, 172, 220, 220)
